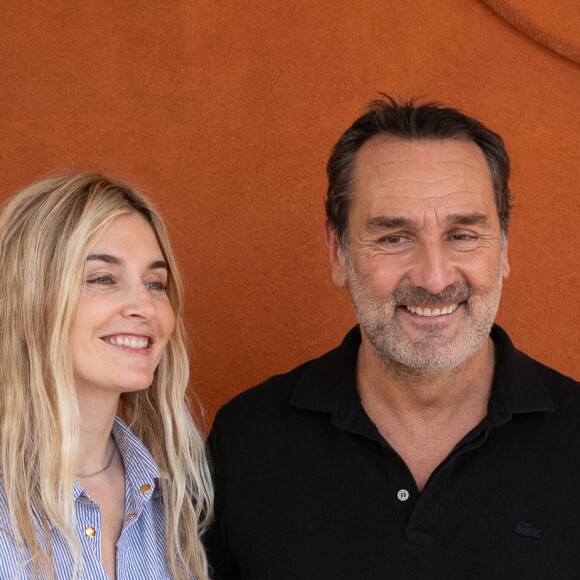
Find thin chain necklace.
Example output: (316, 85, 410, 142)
(76, 438, 117, 479)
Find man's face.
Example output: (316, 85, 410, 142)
(326, 137, 510, 369)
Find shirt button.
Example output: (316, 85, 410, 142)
(125, 513, 137, 521)
(85, 526, 96, 538)
(139, 484, 152, 494)
(397, 489, 410, 502)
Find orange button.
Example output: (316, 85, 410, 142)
(125, 513, 137, 521)
(140, 484, 152, 494)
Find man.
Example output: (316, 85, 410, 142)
(206, 96, 580, 579)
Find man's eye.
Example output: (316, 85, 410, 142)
(381, 235, 408, 244)
(449, 233, 476, 242)
(146, 281, 167, 291)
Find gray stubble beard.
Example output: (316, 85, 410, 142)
(346, 262, 504, 371)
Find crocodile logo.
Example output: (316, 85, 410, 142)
(515, 521, 542, 539)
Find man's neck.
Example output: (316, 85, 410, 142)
(356, 336, 496, 415)
(356, 337, 496, 490)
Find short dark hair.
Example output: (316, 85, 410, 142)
(326, 95, 512, 247)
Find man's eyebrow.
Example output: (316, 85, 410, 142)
(86, 254, 168, 270)
(366, 216, 411, 230)
(444, 213, 490, 227)
(366, 213, 491, 230)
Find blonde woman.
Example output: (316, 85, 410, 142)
(0, 173, 212, 579)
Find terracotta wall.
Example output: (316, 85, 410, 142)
(1, 0, 578, 424)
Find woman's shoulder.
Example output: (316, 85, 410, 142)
(0, 483, 22, 579)
(0, 477, 11, 526)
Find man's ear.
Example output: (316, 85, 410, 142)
(501, 242, 510, 280)
(325, 221, 347, 288)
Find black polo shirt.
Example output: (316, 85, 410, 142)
(206, 325, 580, 579)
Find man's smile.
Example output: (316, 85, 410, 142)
(404, 303, 460, 317)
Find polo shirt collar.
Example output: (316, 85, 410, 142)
(486, 324, 555, 422)
(290, 326, 362, 429)
(290, 324, 555, 433)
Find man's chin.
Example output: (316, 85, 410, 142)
(386, 347, 469, 370)
(370, 329, 488, 371)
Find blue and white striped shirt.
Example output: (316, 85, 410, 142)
(0, 417, 172, 579)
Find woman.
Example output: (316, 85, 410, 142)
(0, 173, 212, 579)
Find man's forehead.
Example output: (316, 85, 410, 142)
(354, 136, 491, 181)
(350, 136, 496, 215)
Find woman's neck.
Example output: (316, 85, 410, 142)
(75, 388, 120, 477)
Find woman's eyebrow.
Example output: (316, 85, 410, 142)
(86, 254, 168, 270)
(86, 253, 121, 264)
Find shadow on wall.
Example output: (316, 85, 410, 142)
(479, 0, 579, 63)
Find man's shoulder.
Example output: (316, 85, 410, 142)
(492, 325, 579, 423)
(493, 323, 578, 386)
(218, 358, 314, 416)
(209, 357, 324, 455)
(213, 326, 361, 429)
(528, 355, 579, 400)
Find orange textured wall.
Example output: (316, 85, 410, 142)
(1, 0, 578, 425)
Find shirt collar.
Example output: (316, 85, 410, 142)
(290, 326, 362, 429)
(485, 324, 555, 423)
(290, 324, 555, 432)
(74, 416, 162, 503)
(112, 416, 162, 496)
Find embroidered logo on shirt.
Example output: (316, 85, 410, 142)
(515, 521, 542, 539)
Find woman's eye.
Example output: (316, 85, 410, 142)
(145, 281, 167, 291)
(87, 275, 113, 285)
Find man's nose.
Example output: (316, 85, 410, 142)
(408, 241, 457, 296)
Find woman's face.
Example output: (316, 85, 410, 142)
(69, 212, 175, 401)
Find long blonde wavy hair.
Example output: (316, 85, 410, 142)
(0, 173, 212, 579)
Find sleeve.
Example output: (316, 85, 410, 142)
(204, 412, 242, 580)
(0, 493, 22, 578)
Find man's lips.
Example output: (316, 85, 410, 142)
(101, 334, 153, 349)
(392, 282, 471, 315)
(403, 303, 460, 317)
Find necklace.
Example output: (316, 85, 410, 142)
(76, 439, 117, 478)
